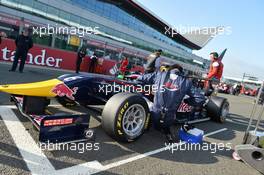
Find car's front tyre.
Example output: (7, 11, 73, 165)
(102, 93, 150, 142)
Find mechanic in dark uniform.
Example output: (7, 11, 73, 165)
(89, 53, 98, 73)
(9, 28, 33, 73)
(138, 63, 205, 142)
(75, 46, 87, 73)
(144, 49, 163, 73)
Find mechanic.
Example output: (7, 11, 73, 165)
(138, 63, 205, 142)
(88, 53, 98, 73)
(203, 52, 224, 95)
(119, 57, 129, 77)
(0, 31, 5, 44)
(75, 46, 87, 73)
(205, 52, 224, 86)
(144, 49, 163, 73)
(9, 28, 33, 73)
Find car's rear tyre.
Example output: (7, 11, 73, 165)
(206, 96, 229, 123)
(102, 92, 150, 142)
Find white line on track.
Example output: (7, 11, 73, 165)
(0, 106, 55, 174)
(226, 118, 264, 130)
(204, 128, 227, 137)
(226, 119, 249, 126)
(0, 106, 228, 175)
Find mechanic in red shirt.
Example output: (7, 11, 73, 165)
(207, 52, 224, 80)
(205, 52, 224, 91)
(119, 57, 129, 75)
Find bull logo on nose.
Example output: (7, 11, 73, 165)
(52, 83, 78, 100)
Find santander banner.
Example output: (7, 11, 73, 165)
(0, 38, 143, 74)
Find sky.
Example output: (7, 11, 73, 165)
(137, 0, 264, 80)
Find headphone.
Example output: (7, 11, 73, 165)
(160, 65, 169, 72)
(159, 64, 183, 73)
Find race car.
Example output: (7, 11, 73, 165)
(244, 88, 258, 96)
(218, 83, 231, 94)
(0, 72, 229, 142)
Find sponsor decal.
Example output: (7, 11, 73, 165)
(43, 118, 73, 126)
(0, 38, 144, 73)
(1, 47, 63, 68)
(117, 102, 129, 135)
(164, 82, 179, 91)
(52, 83, 78, 100)
(144, 113, 150, 129)
(177, 102, 193, 113)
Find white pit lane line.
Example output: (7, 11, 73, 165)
(0, 106, 228, 175)
(0, 106, 55, 174)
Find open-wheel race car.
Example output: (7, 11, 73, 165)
(0, 72, 229, 143)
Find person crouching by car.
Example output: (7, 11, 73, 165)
(9, 28, 33, 73)
(75, 46, 87, 73)
(89, 53, 98, 73)
(137, 63, 205, 142)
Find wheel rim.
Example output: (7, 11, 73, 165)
(122, 104, 146, 138)
(220, 102, 229, 122)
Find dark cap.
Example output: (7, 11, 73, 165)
(210, 52, 219, 58)
(156, 49, 163, 53)
(22, 28, 29, 33)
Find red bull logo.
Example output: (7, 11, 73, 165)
(164, 82, 179, 91)
(52, 83, 78, 100)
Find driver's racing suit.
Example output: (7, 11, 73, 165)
(138, 69, 205, 136)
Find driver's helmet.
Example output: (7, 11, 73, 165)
(117, 74, 124, 79)
(160, 63, 183, 74)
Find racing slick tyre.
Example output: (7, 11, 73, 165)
(57, 97, 77, 107)
(102, 92, 150, 142)
(206, 96, 229, 123)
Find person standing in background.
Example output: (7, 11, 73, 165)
(89, 53, 98, 73)
(9, 28, 33, 73)
(204, 52, 224, 92)
(119, 57, 129, 76)
(75, 46, 87, 73)
(0, 32, 2, 44)
(206, 52, 224, 81)
(0, 31, 7, 44)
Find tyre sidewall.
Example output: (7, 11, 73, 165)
(206, 96, 229, 123)
(102, 93, 150, 142)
